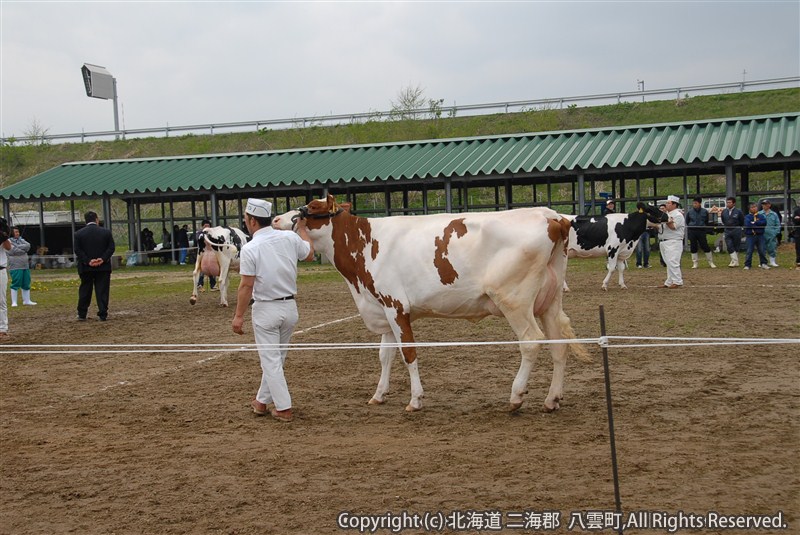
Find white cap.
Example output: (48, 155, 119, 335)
(667, 195, 680, 204)
(606, 199, 615, 205)
(245, 198, 272, 218)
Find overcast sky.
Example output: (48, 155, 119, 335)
(1, 1, 798, 139)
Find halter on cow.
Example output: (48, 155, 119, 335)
(275, 195, 589, 413)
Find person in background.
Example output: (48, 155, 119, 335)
(720, 197, 744, 267)
(759, 199, 780, 267)
(657, 202, 668, 267)
(658, 195, 685, 288)
(685, 196, 716, 269)
(74, 211, 116, 321)
(0, 219, 12, 339)
(604, 200, 616, 215)
(178, 224, 190, 265)
(7, 227, 36, 306)
(792, 205, 800, 270)
(743, 203, 768, 270)
(232, 198, 315, 423)
(635, 225, 652, 268)
(196, 219, 217, 292)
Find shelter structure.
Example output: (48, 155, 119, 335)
(2, 112, 798, 258)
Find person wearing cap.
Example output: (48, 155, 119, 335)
(685, 196, 716, 269)
(604, 200, 616, 215)
(743, 202, 769, 270)
(232, 198, 315, 423)
(195, 219, 217, 292)
(792, 204, 800, 270)
(658, 195, 685, 288)
(720, 197, 744, 267)
(758, 200, 780, 267)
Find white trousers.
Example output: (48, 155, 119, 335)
(0, 269, 7, 333)
(251, 300, 299, 411)
(661, 239, 684, 286)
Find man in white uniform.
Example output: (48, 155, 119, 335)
(232, 198, 314, 422)
(659, 194, 685, 288)
(0, 219, 12, 338)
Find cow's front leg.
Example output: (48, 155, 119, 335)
(387, 310, 423, 412)
(368, 332, 397, 405)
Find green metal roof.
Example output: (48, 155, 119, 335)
(2, 112, 798, 202)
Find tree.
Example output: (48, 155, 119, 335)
(23, 118, 50, 146)
(390, 84, 427, 121)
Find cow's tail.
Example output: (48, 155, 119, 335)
(550, 215, 592, 363)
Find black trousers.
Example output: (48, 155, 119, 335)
(687, 228, 711, 253)
(77, 271, 111, 319)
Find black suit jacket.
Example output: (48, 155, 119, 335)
(74, 223, 116, 274)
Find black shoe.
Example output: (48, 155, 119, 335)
(77, 316, 87, 321)
(98, 317, 107, 322)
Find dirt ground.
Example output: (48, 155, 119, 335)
(1, 255, 798, 534)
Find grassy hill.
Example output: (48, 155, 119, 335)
(2, 88, 798, 190)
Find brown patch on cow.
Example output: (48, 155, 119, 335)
(433, 218, 468, 285)
(378, 293, 416, 364)
(329, 211, 379, 296)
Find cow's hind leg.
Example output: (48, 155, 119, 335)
(539, 307, 570, 412)
(368, 332, 398, 405)
(617, 258, 628, 289)
(501, 306, 546, 412)
(189, 257, 202, 305)
(384, 311, 423, 412)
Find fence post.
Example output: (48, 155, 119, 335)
(599, 305, 623, 535)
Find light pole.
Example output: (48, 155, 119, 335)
(81, 63, 120, 139)
(636, 79, 645, 102)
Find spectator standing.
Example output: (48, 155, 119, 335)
(232, 198, 315, 423)
(0, 220, 12, 339)
(793, 205, 800, 270)
(7, 227, 36, 306)
(657, 202, 668, 267)
(685, 196, 716, 268)
(658, 195, 685, 288)
(604, 200, 616, 215)
(759, 200, 781, 267)
(74, 211, 116, 321)
(743, 203, 769, 270)
(720, 197, 744, 267)
(196, 219, 217, 292)
(635, 227, 652, 268)
(178, 225, 190, 265)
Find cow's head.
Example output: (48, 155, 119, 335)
(637, 202, 668, 224)
(274, 194, 345, 231)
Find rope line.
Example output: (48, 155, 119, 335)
(1, 336, 797, 355)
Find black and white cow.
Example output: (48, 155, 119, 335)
(189, 226, 249, 307)
(564, 202, 667, 291)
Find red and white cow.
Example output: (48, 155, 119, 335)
(563, 202, 667, 291)
(274, 195, 588, 413)
(189, 226, 249, 307)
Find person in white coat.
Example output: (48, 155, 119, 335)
(232, 198, 315, 423)
(659, 195, 686, 288)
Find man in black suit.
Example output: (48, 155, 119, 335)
(74, 211, 115, 321)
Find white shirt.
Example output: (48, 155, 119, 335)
(0, 245, 7, 268)
(239, 226, 311, 301)
(660, 208, 685, 241)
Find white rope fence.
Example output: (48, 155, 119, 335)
(1, 336, 798, 355)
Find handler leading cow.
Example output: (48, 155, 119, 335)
(274, 195, 588, 413)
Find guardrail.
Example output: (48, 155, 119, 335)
(3, 76, 798, 145)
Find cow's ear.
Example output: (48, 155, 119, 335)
(326, 194, 337, 211)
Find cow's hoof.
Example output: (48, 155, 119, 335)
(542, 401, 560, 413)
(509, 402, 523, 412)
(601, 286, 608, 292)
(368, 398, 385, 405)
(620, 285, 628, 290)
(189, 297, 197, 305)
(405, 403, 422, 412)
(219, 303, 228, 308)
